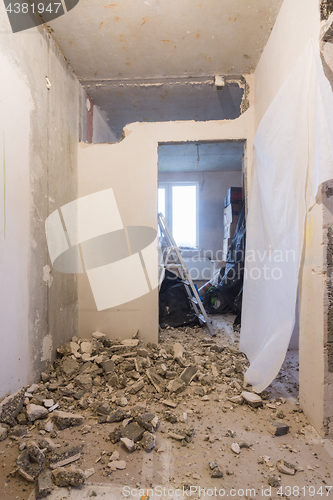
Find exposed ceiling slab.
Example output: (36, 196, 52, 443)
(46, 0, 283, 138)
(85, 78, 246, 140)
(158, 140, 245, 172)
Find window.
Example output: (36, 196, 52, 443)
(158, 182, 198, 247)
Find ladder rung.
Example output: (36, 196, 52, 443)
(166, 264, 182, 269)
(190, 297, 198, 305)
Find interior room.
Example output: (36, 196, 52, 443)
(0, 0, 333, 498)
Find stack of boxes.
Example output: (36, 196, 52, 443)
(223, 187, 243, 259)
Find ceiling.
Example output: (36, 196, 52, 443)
(48, 0, 283, 138)
(158, 140, 245, 172)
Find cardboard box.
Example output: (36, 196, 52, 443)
(226, 187, 243, 206)
(222, 238, 232, 259)
(224, 203, 242, 225)
(224, 222, 237, 239)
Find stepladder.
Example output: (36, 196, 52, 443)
(158, 213, 215, 337)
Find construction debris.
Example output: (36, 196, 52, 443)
(17, 442, 45, 482)
(276, 459, 296, 475)
(1, 325, 320, 499)
(35, 471, 53, 499)
(51, 467, 85, 487)
(267, 420, 290, 436)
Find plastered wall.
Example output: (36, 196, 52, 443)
(253, 0, 333, 436)
(78, 110, 254, 342)
(0, 6, 113, 398)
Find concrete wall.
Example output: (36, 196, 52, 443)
(80, 89, 117, 144)
(253, 0, 333, 436)
(159, 170, 243, 260)
(78, 110, 254, 342)
(0, 6, 113, 398)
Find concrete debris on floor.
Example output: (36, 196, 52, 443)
(0, 323, 332, 499)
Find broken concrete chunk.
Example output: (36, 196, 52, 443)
(99, 408, 131, 424)
(141, 431, 156, 452)
(121, 422, 145, 442)
(108, 460, 126, 471)
(231, 443, 241, 454)
(80, 341, 93, 354)
(9, 425, 27, 440)
(38, 437, 59, 452)
(0, 425, 8, 441)
(49, 444, 84, 469)
(75, 374, 93, 393)
(210, 345, 224, 353)
(180, 365, 198, 385)
(268, 476, 281, 488)
(162, 399, 177, 408)
(173, 343, 184, 358)
(35, 471, 52, 500)
(167, 377, 186, 395)
(267, 420, 290, 436)
(136, 413, 159, 433)
(128, 379, 145, 394)
(121, 338, 139, 347)
(241, 391, 263, 407)
(228, 396, 243, 404)
(137, 348, 150, 358)
(51, 467, 85, 487)
(0, 388, 25, 426)
(92, 331, 106, 340)
(164, 411, 178, 424)
(109, 451, 120, 462)
(168, 431, 186, 441)
(61, 357, 80, 379)
(101, 359, 115, 374)
(43, 399, 54, 409)
(115, 396, 128, 407)
(276, 459, 296, 475)
(27, 383, 39, 394)
(17, 442, 45, 482)
(120, 437, 136, 452)
(85, 468, 95, 479)
(51, 411, 83, 430)
(211, 467, 223, 478)
(109, 427, 122, 444)
(146, 369, 165, 393)
(26, 404, 49, 422)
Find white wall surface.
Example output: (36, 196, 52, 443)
(0, 50, 32, 396)
(78, 111, 254, 342)
(0, 4, 114, 399)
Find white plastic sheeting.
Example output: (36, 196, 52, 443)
(240, 38, 333, 392)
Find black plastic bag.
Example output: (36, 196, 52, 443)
(159, 270, 200, 328)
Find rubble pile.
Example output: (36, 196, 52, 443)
(0, 326, 252, 495)
(1, 326, 320, 498)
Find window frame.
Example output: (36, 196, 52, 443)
(158, 181, 199, 247)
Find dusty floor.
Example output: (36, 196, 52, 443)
(1, 315, 333, 500)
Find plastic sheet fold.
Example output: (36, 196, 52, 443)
(240, 39, 333, 392)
